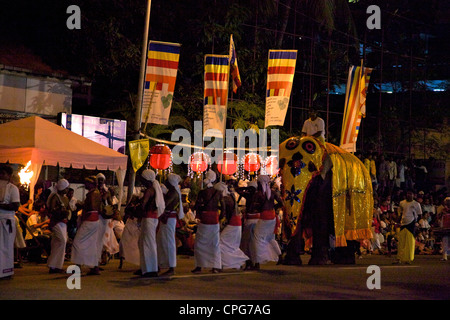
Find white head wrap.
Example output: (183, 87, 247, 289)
(168, 173, 184, 219)
(214, 182, 229, 197)
(203, 170, 216, 188)
(160, 184, 168, 195)
(56, 179, 69, 191)
(96, 173, 106, 180)
(142, 169, 165, 217)
(258, 175, 271, 200)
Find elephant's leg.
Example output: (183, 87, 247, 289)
(283, 229, 304, 265)
(332, 240, 358, 265)
(308, 174, 333, 265)
(308, 217, 330, 265)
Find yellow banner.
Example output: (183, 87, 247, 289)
(128, 139, 150, 172)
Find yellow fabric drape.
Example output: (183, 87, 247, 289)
(280, 137, 373, 247)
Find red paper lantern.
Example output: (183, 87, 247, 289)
(218, 152, 238, 175)
(149, 144, 172, 170)
(264, 155, 279, 176)
(244, 153, 261, 172)
(189, 152, 209, 173)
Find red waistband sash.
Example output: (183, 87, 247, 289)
(144, 210, 158, 219)
(260, 210, 276, 220)
(245, 213, 260, 220)
(83, 211, 99, 222)
(229, 215, 242, 226)
(160, 211, 177, 224)
(199, 211, 219, 225)
(260, 210, 280, 234)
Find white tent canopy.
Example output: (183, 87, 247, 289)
(0, 116, 128, 203)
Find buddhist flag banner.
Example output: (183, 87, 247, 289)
(203, 55, 229, 137)
(229, 35, 241, 94)
(142, 41, 181, 126)
(340, 65, 373, 153)
(128, 139, 150, 172)
(264, 50, 298, 127)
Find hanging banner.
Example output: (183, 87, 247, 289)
(203, 54, 230, 137)
(128, 139, 150, 172)
(229, 34, 241, 94)
(142, 41, 181, 126)
(340, 65, 373, 153)
(264, 50, 297, 127)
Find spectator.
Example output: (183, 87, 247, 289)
(378, 155, 390, 196)
(25, 200, 51, 263)
(387, 157, 398, 196)
(394, 190, 422, 264)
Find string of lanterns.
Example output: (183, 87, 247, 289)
(146, 144, 279, 181)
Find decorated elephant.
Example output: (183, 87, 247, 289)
(278, 136, 373, 265)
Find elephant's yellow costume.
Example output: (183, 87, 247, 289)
(279, 136, 373, 249)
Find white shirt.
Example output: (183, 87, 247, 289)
(0, 181, 20, 216)
(302, 117, 325, 139)
(399, 199, 422, 226)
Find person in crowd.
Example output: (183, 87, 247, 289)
(46, 179, 70, 274)
(191, 170, 223, 274)
(0, 165, 20, 279)
(378, 155, 390, 197)
(137, 169, 165, 278)
(388, 157, 398, 196)
(96, 173, 113, 267)
(396, 158, 406, 191)
(24, 200, 51, 263)
(118, 196, 141, 269)
(370, 209, 384, 254)
(71, 176, 103, 275)
(435, 197, 450, 261)
(216, 181, 249, 270)
(249, 175, 283, 270)
(301, 108, 325, 144)
(157, 173, 183, 276)
(394, 190, 422, 264)
(66, 187, 82, 240)
(236, 179, 259, 270)
(418, 212, 431, 230)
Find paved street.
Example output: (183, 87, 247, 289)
(1, 253, 448, 301)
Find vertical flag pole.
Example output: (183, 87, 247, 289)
(127, 0, 152, 202)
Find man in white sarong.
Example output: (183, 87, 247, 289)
(191, 170, 223, 274)
(96, 173, 114, 266)
(216, 182, 249, 270)
(47, 179, 70, 274)
(250, 175, 283, 270)
(71, 176, 103, 275)
(137, 169, 165, 278)
(236, 180, 259, 270)
(157, 173, 184, 276)
(0, 165, 20, 279)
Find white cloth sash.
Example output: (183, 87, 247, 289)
(47, 222, 68, 269)
(250, 218, 281, 264)
(220, 224, 248, 269)
(71, 220, 100, 267)
(156, 217, 177, 268)
(194, 223, 221, 269)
